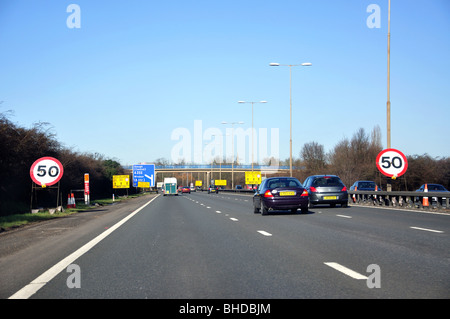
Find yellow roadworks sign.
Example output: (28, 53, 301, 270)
(113, 175, 130, 189)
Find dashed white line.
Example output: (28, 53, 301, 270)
(257, 230, 272, 237)
(336, 214, 352, 219)
(216, 210, 222, 214)
(230, 218, 238, 221)
(324, 262, 368, 280)
(410, 226, 443, 233)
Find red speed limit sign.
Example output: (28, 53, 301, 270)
(30, 157, 64, 187)
(376, 148, 408, 178)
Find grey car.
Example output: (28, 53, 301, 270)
(303, 175, 348, 208)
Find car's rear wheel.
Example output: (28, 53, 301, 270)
(261, 202, 269, 215)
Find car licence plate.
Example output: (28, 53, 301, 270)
(323, 196, 337, 200)
(280, 191, 296, 196)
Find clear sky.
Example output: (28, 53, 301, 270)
(1, 0, 449, 166)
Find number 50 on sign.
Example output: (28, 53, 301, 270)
(376, 148, 408, 178)
(30, 157, 64, 187)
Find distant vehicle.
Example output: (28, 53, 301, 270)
(415, 184, 449, 207)
(350, 181, 381, 191)
(235, 185, 242, 190)
(303, 175, 348, 208)
(180, 186, 191, 194)
(253, 177, 309, 215)
(208, 185, 219, 194)
(163, 177, 178, 196)
(415, 184, 448, 192)
(190, 185, 196, 192)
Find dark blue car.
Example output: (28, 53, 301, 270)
(253, 177, 309, 215)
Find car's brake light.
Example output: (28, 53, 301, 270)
(301, 190, 309, 197)
(341, 186, 347, 192)
(264, 190, 274, 198)
(310, 186, 317, 192)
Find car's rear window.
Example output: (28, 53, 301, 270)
(313, 177, 343, 187)
(359, 182, 375, 188)
(267, 178, 302, 188)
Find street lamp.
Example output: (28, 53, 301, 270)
(222, 121, 244, 189)
(238, 101, 267, 171)
(270, 62, 311, 177)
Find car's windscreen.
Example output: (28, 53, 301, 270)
(267, 178, 302, 188)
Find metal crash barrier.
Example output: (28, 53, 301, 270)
(348, 190, 450, 211)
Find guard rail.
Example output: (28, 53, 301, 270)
(348, 190, 449, 211)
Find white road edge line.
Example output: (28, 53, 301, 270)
(324, 262, 368, 280)
(8, 194, 161, 299)
(410, 226, 444, 233)
(257, 230, 272, 237)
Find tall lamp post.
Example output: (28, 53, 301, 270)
(222, 121, 244, 189)
(386, 0, 392, 192)
(270, 62, 312, 177)
(237, 101, 267, 172)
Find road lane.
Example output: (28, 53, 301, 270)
(6, 191, 449, 298)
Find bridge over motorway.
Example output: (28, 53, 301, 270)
(123, 164, 292, 188)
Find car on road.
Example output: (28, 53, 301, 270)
(303, 175, 348, 208)
(180, 186, 191, 194)
(208, 185, 219, 194)
(253, 177, 309, 215)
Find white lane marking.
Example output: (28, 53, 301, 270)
(324, 262, 368, 280)
(230, 218, 238, 221)
(336, 214, 352, 219)
(216, 210, 222, 214)
(410, 226, 444, 233)
(206, 206, 211, 209)
(257, 230, 273, 237)
(9, 195, 161, 299)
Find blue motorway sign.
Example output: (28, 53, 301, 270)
(132, 164, 155, 187)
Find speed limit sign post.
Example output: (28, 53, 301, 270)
(376, 148, 408, 185)
(30, 157, 64, 211)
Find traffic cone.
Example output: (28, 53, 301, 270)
(71, 193, 76, 208)
(67, 194, 72, 208)
(423, 184, 429, 207)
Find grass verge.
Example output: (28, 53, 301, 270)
(0, 193, 151, 232)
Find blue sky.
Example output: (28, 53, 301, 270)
(1, 0, 449, 166)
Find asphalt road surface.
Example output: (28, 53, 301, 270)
(1, 192, 449, 299)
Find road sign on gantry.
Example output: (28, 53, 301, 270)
(245, 171, 262, 185)
(376, 148, 408, 179)
(30, 157, 64, 187)
(132, 164, 155, 187)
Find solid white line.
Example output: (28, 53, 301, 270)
(336, 214, 352, 219)
(324, 262, 368, 280)
(410, 226, 444, 233)
(257, 230, 273, 237)
(230, 218, 238, 221)
(9, 195, 160, 299)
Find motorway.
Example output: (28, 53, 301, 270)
(1, 191, 449, 299)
